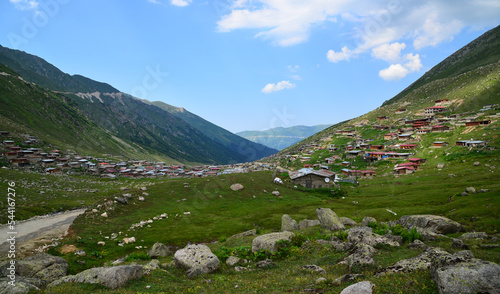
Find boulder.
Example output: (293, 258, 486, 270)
(398, 215, 464, 234)
(343, 243, 377, 270)
(451, 238, 469, 250)
(101, 212, 108, 218)
(143, 259, 160, 274)
(333, 274, 363, 286)
(361, 217, 377, 227)
(460, 232, 488, 240)
(298, 219, 321, 230)
(2, 253, 69, 286)
(339, 217, 357, 227)
(465, 187, 476, 194)
(315, 208, 345, 231)
(230, 184, 244, 191)
(123, 237, 136, 244)
(226, 256, 246, 267)
(431, 251, 500, 294)
(148, 242, 171, 258)
(407, 239, 427, 250)
(381, 247, 450, 274)
(281, 214, 298, 232)
(114, 196, 127, 204)
(272, 191, 280, 196)
(228, 229, 256, 240)
(437, 163, 445, 169)
(0, 277, 40, 294)
(473, 161, 480, 166)
(340, 281, 374, 294)
(257, 259, 275, 269)
(49, 265, 143, 289)
(174, 244, 220, 275)
(347, 227, 400, 247)
(252, 231, 294, 253)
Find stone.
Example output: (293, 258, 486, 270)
(230, 184, 244, 191)
(437, 163, 445, 169)
(398, 215, 464, 234)
(460, 232, 488, 240)
(97, 241, 106, 246)
(343, 243, 377, 270)
(347, 227, 400, 247)
(252, 232, 294, 253)
(340, 281, 374, 294)
(316, 277, 327, 284)
(461, 192, 469, 196)
(115, 196, 127, 204)
(49, 265, 143, 289)
(333, 274, 363, 286)
(315, 208, 345, 231)
(101, 212, 108, 218)
(407, 239, 427, 250)
(302, 265, 326, 274)
(339, 217, 357, 227)
(473, 161, 480, 166)
(148, 242, 171, 258)
(74, 250, 86, 257)
(143, 259, 160, 274)
(141, 187, 147, 191)
(271, 191, 280, 196)
(479, 189, 489, 193)
(228, 229, 256, 240)
(465, 187, 476, 194)
(361, 217, 377, 227)
(123, 193, 132, 199)
(431, 251, 500, 294)
(174, 244, 220, 275)
(138, 196, 145, 201)
(451, 238, 469, 250)
(298, 219, 321, 230)
(0, 277, 40, 294)
(234, 266, 251, 272)
(281, 214, 298, 232)
(257, 259, 275, 269)
(123, 237, 136, 244)
(381, 247, 449, 274)
(226, 256, 245, 267)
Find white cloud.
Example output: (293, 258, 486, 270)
(379, 53, 422, 81)
(216, 0, 500, 51)
(170, 0, 191, 7)
(262, 80, 296, 93)
(379, 64, 409, 81)
(371, 42, 406, 62)
(148, 0, 161, 4)
(9, 0, 39, 10)
(287, 65, 300, 73)
(327, 46, 353, 63)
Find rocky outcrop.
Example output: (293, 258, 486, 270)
(252, 232, 294, 253)
(298, 219, 321, 230)
(174, 244, 220, 277)
(316, 208, 345, 231)
(360, 217, 376, 227)
(381, 247, 449, 274)
(398, 215, 464, 234)
(347, 227, 400, 247)
(148, 242, 171, 258)
(49, 265, 143, 289)
(281, 214, 298, 232)
(431, 250, 500, 294)
(340, 281, 374, 294)
(340, 217, 357, 227)
(228, 229, 257, 240)
(343, 244, 377, 270)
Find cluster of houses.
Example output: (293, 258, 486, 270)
(1, 132, 275, 178)
(274, 102, 497, 187)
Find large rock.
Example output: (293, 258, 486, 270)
(431, 250, 500, 294)
(398, 215, 464, 234)
(315, 208, 345, 231)
(148, 242, 171, 258)
(0, 253, 68, 287)
(252, 232, 294, 253)
(228, 229, 256, 240)
(339, 217, 357, 227)
(230, 183, 244, 191)
(49, 265, 143, 289)
(281, 214, 298, 232)
(347, 227, 400, 247)
(298, 219, 321, 230)
(343, 244, 377, 270)
(0, 277, 40, 294)
(340, 281, 374, 294)
(174, 244, 220, 276)
(361, 217, 376, 227)
(382, 247, 449, 274)
(460, 232, 488, 240)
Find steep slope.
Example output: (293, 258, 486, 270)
(0, 45, 276, 164)
(0, 63, 156, 159)
(237, 125, 331, 150)
(149, 101, 278, 162)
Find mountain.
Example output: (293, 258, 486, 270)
(0, 45, 277, 164)
(274, 25, 500, 160)
(148, 101, 278, 162)
(237, 125, 331, 150)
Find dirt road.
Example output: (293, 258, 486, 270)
(0, 209, 86, 259)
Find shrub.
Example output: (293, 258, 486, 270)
(125, 252, 150, 262)
(333, 230, 348, 241)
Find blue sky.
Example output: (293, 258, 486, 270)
(1, 0, 499, 133)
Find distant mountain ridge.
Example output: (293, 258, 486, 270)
(0, 45, 277, 164)
(237, 125, 331, 150)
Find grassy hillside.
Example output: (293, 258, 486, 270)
(237, 125, 331, 150)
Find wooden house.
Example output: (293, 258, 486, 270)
(417, 129, 431, 134)
(456, 140, 487, 148)
(395, 108, 407, 114)
(346, 150, 364, 158)
(431, 125, 450, 132)
(369, 145, 385, 150)
(377, 116, 388, 120)
(425, 106, 446, 115)
(465, 120, 491, 127)
(433, 141, 449, 148)
(384, 133, 398, 140)
(394, 166, 414, 175)
(289, 168, 336, 189)
(409, 158, 426, 164)
(400, 144, 417, 150)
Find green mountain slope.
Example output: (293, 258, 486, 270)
(0, 45, 277, 164)
(149, 101, 278, 162)
(237, 125, 331, 150)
